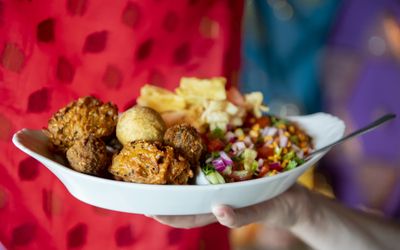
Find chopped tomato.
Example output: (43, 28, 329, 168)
(256, 116, 270, 127)
(229, 170, 253, 182)
(258, 165, 270, 178)
(207, 138, 225, 152)
(257, 146, 274, 158)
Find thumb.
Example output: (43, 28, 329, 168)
(212, 205, 239, 228)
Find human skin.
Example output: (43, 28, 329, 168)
(151, 185, 400, 250)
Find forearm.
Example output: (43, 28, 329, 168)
(290, 193, 400, 250)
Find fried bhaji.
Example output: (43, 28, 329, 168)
(47, 96, 118, 152)
(163, 124, 205, 166)
(116, 106, 166, 146)
(66, 135, 111, 176)
(109, 140, 193, 184)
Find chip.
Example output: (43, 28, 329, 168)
(176, 77, 227, 104)
(137, 84, 186, 113)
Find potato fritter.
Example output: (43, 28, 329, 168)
(109, 140, 193, 184)
(47, 96, 118, 152)
(66, 135, 110, 176)
(163, 124, 205, 166)
(116, 105, 166, 145)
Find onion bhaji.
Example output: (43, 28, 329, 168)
(109, 140, 193, 184)
(47, 96, 118, 152)
(66, 135, 111, 176)
(163, 124, 205, 166)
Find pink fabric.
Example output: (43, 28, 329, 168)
(0, 0, 243, 249)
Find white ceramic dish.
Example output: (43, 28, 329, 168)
(12, 112, 345, 215)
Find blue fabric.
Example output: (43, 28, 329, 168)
(240, 0, 341, 114)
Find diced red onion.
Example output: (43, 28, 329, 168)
(262, 127, 278, 136)
(243, 136, 252, 146)
(212, 158, 226, 172)
(225, 131, 235, 141)
(261, 127, 270, 137)
(264, 139, 273, 146)
(257, 158, 264, 170)
(279, 135, 288, 148)
(219, 151, 233, 166)
(296, 151, 304, 159)
(232, 141, 246, 152)
(291, 144, 301, 152)
(269, 162, 282, 171)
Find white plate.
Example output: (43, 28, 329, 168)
(12, 112, 345, 215)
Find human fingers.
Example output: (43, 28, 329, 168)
(151, 213, 217, 229)
(212, 201, 275, 228)
(212, 185, 309, 228)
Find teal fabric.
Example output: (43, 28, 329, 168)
(240, 0, 341, 114)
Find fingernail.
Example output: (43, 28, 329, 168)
(213, 208, 225, 218)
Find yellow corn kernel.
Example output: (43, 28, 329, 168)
(263, 136, 272, 142)
(249, 130, 258, 138)
(252, 124, 260, 131)
(268, 170, 278, 176)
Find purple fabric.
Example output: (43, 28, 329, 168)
(349, 59, 400, 163)
(324, 0, 400, 217)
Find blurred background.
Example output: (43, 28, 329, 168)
(234, 0, 400, 249)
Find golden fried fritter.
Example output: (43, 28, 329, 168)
(116, 105, 166, 145)
(47, 96, 118, 152)
(163, 124, 205, 166)
(109, 140, 193, 184)
(66, 135, 110, 176)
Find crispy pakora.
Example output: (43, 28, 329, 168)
(163, 124, 205, 166)
(109, 140, 193, 184)
(66, 135, 111, 176)
(47, 96, 118, 152)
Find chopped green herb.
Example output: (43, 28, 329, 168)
(283, 151, 295, 161)
(202, 164, 216, 175)
(251, 161, 259, 172)
(271, 117, 288, 127)
(294, 156, 305, 165)
(232, 155, 242, 162)
(211, 127, 225, 140)
(224, 143, 232, 153)
(286, 160, 298, 170)
(290, 135, 299, 144)
(211, 151, 220, 159)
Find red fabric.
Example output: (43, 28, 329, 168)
(0, 0, 243, 249)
